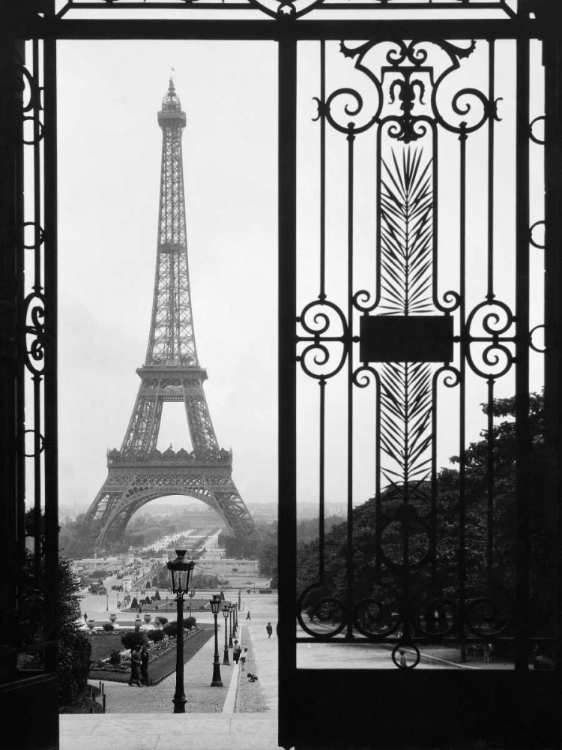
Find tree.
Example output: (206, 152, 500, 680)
(295, 392, 554, 639)
(218, 530, 259, 559)
(58, 513, 97, 559)
(57, 556, 92, 707)
(121, 631, 147, 650)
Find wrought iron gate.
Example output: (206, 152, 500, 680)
(1, 1, 562, 749)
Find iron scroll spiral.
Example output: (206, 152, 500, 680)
(297, 299, 349, 380)
(465, 299, 515, 380)
(24, 292, 46, 376)
(296, 583, 347, 638)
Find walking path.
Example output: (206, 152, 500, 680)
(60, 594, 279, 750)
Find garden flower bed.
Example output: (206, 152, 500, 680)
(89, 626, 214, 684)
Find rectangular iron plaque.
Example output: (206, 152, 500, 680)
(360, 315, 454, 363)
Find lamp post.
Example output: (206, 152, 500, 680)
(209, 594, 223, 687)
(228, 604, 233, 648)
(189, 589, 194, 618)
(233, 603, 238, 635)
(222, 604, 231, 666)
(167, 550, 195, 714)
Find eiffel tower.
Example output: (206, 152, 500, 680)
(85, 79, 259, 549)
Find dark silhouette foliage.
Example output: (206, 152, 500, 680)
(121, 630, 147, 651)
(57, 556, 92, 707)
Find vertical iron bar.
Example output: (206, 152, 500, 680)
(319, 379, 325, 580)
(458, 125, 467, 662)
(486, 40, 496, 586)
(487, 39, 496, 301)
(486, 379, 494, 585)
(515, 35, 531, 672)
(32, 37, 42, 583)
(320, 39, 326, 301)
(345, 127, 355, 641)
(43, 32, 59, 674)
(318, 41, 326, 580)
(543, 19, 562, 675)
(430, 122, 439, 587)
(278, 26, 297, 750)
(0, 35, 26, 683)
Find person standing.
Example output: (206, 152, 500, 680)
(240, 647, 248, 671)
(266, 622, 273, 638)
(129, 646, 142, 687)
(83, 612, 88, 622)
(246, 611, 251, 620)
(140, 645, 150, 686)
(233, 640, 242, 664)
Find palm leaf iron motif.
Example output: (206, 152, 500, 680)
(378, 149, 434, 491)
(373, 147, 437, 668)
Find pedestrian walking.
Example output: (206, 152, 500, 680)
(83, 612, 87, 622)
(129, 646, 142, 687)
(266, 622, 273, 638)
(233, 640, 242, 664)
(140, 645, 150, 686)
(246, 611, 251, 620)
(240, 648, 248, 671)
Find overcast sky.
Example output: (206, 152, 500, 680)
(57, 41, 279, 511)
(56, 38, 545, 518)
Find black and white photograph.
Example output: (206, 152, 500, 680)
(1, 1, 561, 749)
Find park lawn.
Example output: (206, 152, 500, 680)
(90, 626, 215, 684)
(89, 633, 127, 662)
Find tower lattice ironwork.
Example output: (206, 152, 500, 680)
(85, 80, 258, 548)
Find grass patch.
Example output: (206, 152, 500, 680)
(88, 633, 128, 662)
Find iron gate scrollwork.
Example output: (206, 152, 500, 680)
(294, 21, 552, 688)
(3, 1, 562, 749)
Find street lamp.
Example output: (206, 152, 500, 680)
(233, 603, 238, 635)
(189, 588, 195, 618)
(209, 594, 223, 687)
(167, 550, 195, 714)
(222, 604, 231, 666)
(228, 604, 233, 648)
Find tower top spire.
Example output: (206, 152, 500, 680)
(158, 76, 186, 128)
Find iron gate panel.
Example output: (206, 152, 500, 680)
(283, 11, 562, 749)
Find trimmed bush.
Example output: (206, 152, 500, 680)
(154, 590, 161, 601)
(183, 616, 196, 630)
(163, 621, 180, 637)
(155, 616, 168, 627)
(147, 629, 165, 643)
(102, 622, 115, 632)
(121, 630, 146, 651)
(130, 597, 138, 610)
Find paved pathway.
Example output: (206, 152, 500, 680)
(60, 593, 279, 750)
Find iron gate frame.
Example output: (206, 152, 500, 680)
(1, 1, 562, 748)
